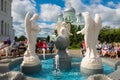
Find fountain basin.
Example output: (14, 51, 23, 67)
(21, 64, 41, 74)
(80, 58, 103, 75)
(81, 67, 103, 75)
(10, 57, 114, 80)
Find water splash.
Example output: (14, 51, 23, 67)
(42, 48, 46, 60)
(54, 54, 60, 73)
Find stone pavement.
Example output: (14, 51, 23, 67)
(68, 49, 83, 58)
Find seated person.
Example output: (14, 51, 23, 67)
(36, 40, 43, 51)
(81, 41, 86, 56)
(48, 40, 54, 53)
(109, 43, 115, 53)
(18, 41, 26, 56)
(37, 40, 43, 48)
(109, 43, 116, 58)
(0, 41, 8, 56)
(11, 41, 18, 57)
(101, 42, 109, 56)
(115, 44, 120, 57)
(42, 41, 47, 59)
(96, 41, 102, 55)
(42, 41, 47, 52)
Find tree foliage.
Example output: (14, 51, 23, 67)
(18, 35, 26, 41)
(15, 26, 120, 49)
(15, 35, 26, 41)
(69, 24, 84, 49)
(54, 25, 120, 49)
(46, 35, 50, 42)
(99, 26, 120, 43)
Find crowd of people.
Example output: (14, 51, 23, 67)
(0, 39, 27, 57)
(81, 41, 120, 58)
(97, 41, 120, 58)
(0, 37, 55, 58)
(0, 37, 120, 59)
(36, 40, 55, 54)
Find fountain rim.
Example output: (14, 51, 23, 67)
(2, 54, 118, 80)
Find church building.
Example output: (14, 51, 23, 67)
(0, 0, 14, 41)
(57, 0, 84, 29)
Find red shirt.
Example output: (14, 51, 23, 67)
(37, 41, 43, 48)
(82, 41, 86, 50)
(42, 42, 47, 49)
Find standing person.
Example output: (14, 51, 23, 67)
(6, 36, 11, 45)
(48, 40, 54, 54)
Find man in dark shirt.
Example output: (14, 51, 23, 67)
(48, 40, 54, 53)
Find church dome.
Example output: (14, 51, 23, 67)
(76, 13, 81, 16)
(58, 12, 63, 16)
(64, 7, 75, 13)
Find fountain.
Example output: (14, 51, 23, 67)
(55, 21, 72, 71)
(11, 57, 114, 80)
(77, 12, 103, 75)
(20, 12, 42, 74)
(10, 13, 114, 78)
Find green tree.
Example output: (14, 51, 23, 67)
(15, 36, 19, 41)
(54, 29, 58, 36)
(99, 26, 120, 43)
(46, 35, 50, 42)
(69, 24, 84, 49)
(18, 35, 26, 41)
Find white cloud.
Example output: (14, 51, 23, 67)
(69, 0, 120, 28)
(12, 0, 36, 23)
(40, 4, 62, 22)
(12, 0, 57, 37)
(107, 1, 116, 7)
(14, 22, 56, 37)
(116, 3, 120, 8)
(12, 0, 36, 36)
(12, 0, 120, 37)
(85, 4, 120, 27)
(13, 24, 25, 37)
(39, 23, 55, 29)
(13, 22, 55, 37)
(70, 0, 85, 14)
(38, 23, 56, 37)
(90, 0, 102, 4)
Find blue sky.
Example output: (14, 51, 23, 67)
(12, 0, 120, 37)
